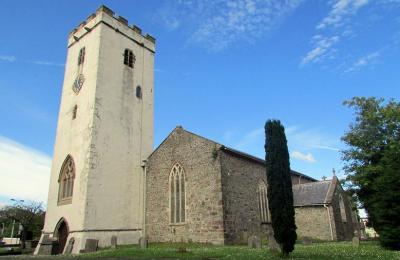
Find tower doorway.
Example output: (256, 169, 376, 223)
(54, 218, 69, 254)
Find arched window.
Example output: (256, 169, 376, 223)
(136, 86, 142, 99)
(72, 105, 77, 119)
(123, 49, 135, 68)
(58, 155, 75, 204)
(170, 163, 185, 224)
(339, 194, 347, 222)
(258, 181, 270, 223)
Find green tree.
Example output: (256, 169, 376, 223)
(342, 97, 400, 250)
(0, 201, 44, 248)
(265, 120, 297, 255)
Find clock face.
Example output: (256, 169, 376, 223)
(73, 74, 85, 93)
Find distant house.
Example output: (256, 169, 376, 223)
(145, 126, 359, 244)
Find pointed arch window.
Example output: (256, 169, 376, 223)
(58, 155, 75, 205)
(123, 49, 135, 68)
(170, 163, 185, 224)
(258, 181, 270, 223)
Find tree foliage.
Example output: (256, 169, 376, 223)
(265, 120, 297, 255)
(0, 201, 45, 247)
(342, 97, 400, 250)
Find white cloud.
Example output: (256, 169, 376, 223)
(302, 0, 369, 66)
(301, 36, 339, 64)
(0, 136, 51, 204)
(28, 60, 64, 67)
(0, 55, 16, 62)
(286, 126, 341, 152)
(345, 51, 380, 72)
(159, 0, 303, 51)
(317, 0, 369, 30)
(0, 54, 63, 67)
(291, 150, 316, 163)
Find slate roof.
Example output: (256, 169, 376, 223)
(221, 146, 317, 182)
(292, 180, 334, 206)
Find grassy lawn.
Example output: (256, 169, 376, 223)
(78, 241, 399, 259)
(3, 241, 399, 259)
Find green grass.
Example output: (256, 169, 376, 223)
(78, 241, 400, 259)
(6, 241, 400, 259)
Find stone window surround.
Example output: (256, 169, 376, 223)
(123, 48, 135, 68)
(258, 181, 271, 223)
(57, 155, 76, 206)
(169, 163, 186, 225)
(339, 194, 347, 223)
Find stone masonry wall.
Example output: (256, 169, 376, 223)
(220, 151, 269, 244)
(295, 206, 333, 241)
(145, 128, 225, 244)
(331, 187, 356, 240)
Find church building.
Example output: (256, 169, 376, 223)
(145, 126, 359, 245)
(35, 6, 359, 255)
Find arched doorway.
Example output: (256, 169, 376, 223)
(54, 218, 69, 254)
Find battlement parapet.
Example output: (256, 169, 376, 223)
(68, 5, 156, 51)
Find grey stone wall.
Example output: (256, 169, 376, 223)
(330, 187, 356, 240)
(219, 151, 269, 244)
(291, 175, 314, 185)
(145, 128, 225, 244)
(295, 206, 333, 241)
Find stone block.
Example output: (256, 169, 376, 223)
(84, 238, 98, 253)
(302, 236, 312, 245)
(111, 235, 117, 249)
(248, 235, 261, 249)
(139, 236, 148, 249)
(352, 236, 360, 247)
(64, 237, 74, 254)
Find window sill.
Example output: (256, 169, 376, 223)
(169, 222, 186, 226)
(57, 198, 72, 206)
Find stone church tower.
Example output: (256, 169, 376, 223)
(35, 5, 155, 254)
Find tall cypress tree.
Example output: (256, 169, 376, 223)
(265, 120, 297, 255)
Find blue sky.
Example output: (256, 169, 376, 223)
(0, 0, 399, 205)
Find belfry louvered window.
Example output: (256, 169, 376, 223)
(78, 47, 85, 66)
(258, 181, 270, 223)
(123, 49, 135, 68)
(58, 155, 76, 205)
(170, 163, 185, 224)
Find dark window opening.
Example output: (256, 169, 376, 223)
(136, 86, 142, 99)
(78, 47, 85, 66)
(124, 49, 135, 68)
(72, 105, 77, 119)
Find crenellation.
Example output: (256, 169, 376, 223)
(68, 5, 155, 51)
(96, 5, 114, 17)
(131, 25, 142, 34)
(87, 13, 96, 22)
(145, 34, 156, 44)
(118, 16, 128, 26)
(68, 28, 77, 38)
(78, 21, 87, 29)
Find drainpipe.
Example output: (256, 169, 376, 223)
(141, 160, 147, 241)
(324, 204, 334, 241)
